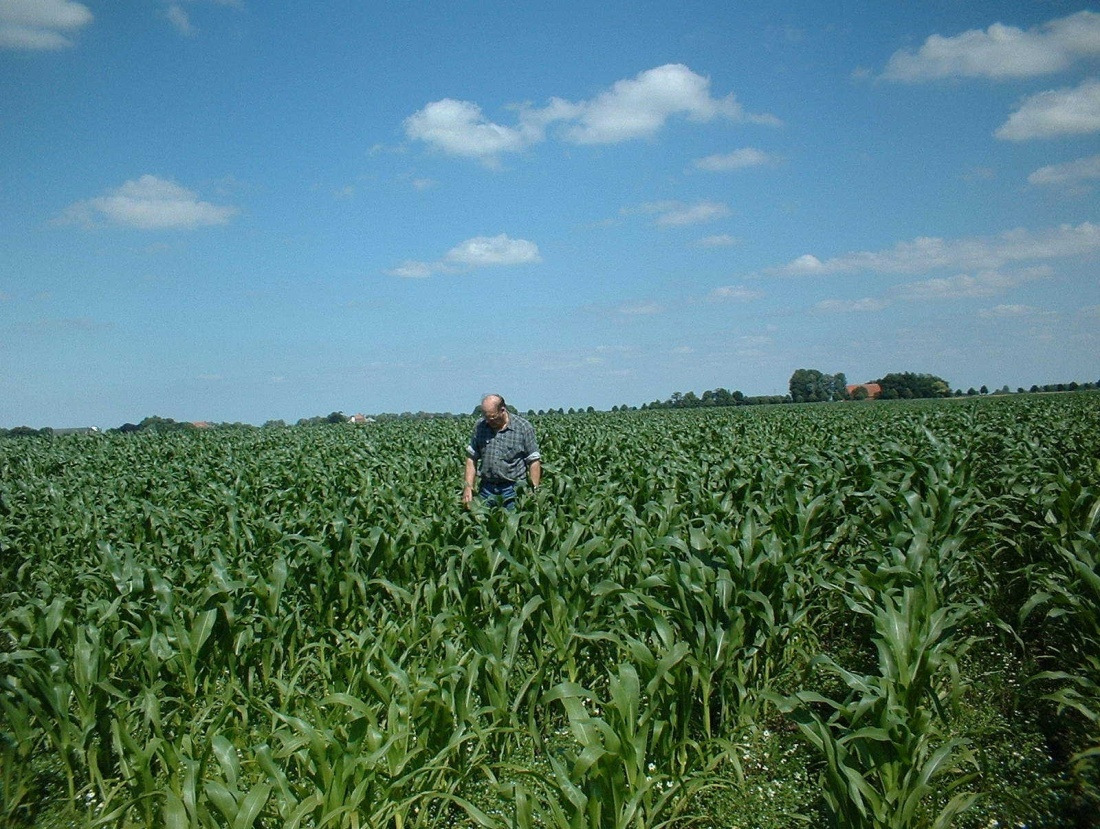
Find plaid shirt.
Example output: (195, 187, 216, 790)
(467, 413, 540, 483)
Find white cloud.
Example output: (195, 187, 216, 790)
(445, 234, 541, 266)
(979, 303, 1044, 318)
(61, 175, 238, 230)
(386, 260, 436, 279)
(693, 147, 774, 171)
(898, 270, 1019, 300)
(387, 234, 540, 277)
(815, 298, 890, 313)
(784, 254, 825, 274)
(642, 200, 730, 227)
(166, 5, 195, 36)
(1028, 153, 1100, 186)
(403, 99, 530, 160)
(996, 78, 1100, 140)
(695, 234, 739, 248)
(0, 0, 92, 49)
(709, 285, 763, 302)
(561, 64, 779, 144)
(775, 222, 1100, 276)
(411, 178, 436, 191)
(883, 11, 1100, 81)
(618, 301, 664, 315)
(404, 64, 779, 160)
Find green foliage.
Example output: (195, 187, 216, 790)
(1, 394, 1099, 827)
(789, 368, 848, 403)
(875, 373, 952, 400)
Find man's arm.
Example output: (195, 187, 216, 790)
(463, 457, 477, 506)
(528, 459, 542, 489)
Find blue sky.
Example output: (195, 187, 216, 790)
(2, 1, 1098, 426)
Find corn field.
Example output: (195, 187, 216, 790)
(2, 394, 1099, 828)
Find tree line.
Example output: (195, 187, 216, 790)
(4, 373, 1100, 437)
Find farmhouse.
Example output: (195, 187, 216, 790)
(846, 382, 882, 399)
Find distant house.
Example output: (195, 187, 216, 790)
(53, 426, 101, 436)
(191, 421, 214, 429)
(846, 383, 882, 400)
(348, 413, 375, 424)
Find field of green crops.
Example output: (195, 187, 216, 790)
(2, 394, 1099, 828)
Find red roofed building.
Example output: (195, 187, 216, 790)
(846, 383, 882, 400)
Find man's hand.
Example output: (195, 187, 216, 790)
(462, 484, 474, 508)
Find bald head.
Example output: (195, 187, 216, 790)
(481, 394, 505, 414)
(481, 394, 508, 429)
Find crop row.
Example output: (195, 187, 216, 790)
(1, 394, 1098, 827)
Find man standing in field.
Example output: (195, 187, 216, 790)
(463, 393, 541, 509)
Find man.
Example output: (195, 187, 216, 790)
(463, 394, 541, 509)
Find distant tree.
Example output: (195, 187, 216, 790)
(789, 368, 848, 402)
(876, 372, 952, 399)
(263, 419, 286, 428)
(1017, 388, 1026, 394)
(980, 385, 988, 395)
(967, 388, 978, 396)
(850, 385, 869, 401)
(789, 368, 824, 402)
(1068, 381, 1079, 391)
(7, 426, 42, 437)
(1030, 385, 1039, 393)
(326, 411, 347, 424)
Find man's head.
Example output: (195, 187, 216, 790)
(481, 394, 508, 429)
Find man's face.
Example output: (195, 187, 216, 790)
(484, 404, 508, 430)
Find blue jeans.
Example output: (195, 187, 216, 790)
(479, 480, 516, 509)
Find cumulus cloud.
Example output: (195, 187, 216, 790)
(882, 10, 1100, 81)
(560, 64, 778, 144)
(618, 301, 664, 315)
(445, 234, 541, 266)
(387, 234, 540, 277)
(693, 147, 775, 171)
(166, 5, 196, 36)
(1028, 153, 1100, 186)
(774, 222, 1100, 276)
(814, 298, 890, 313)
(403, 99, 531, 160)
(0, 0, 92, 49)
(978, 303, 1045, 318)
(996, 78, 1100, 140)
(60, 175, 238, 230)
(709, 285, 763, 302)
(386, 260, 436, 279)
(638, 200, 730, 228)
(695, 234, 739, 248)
(897, 270, 1026, 300)
(404, 64, 779, 160)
